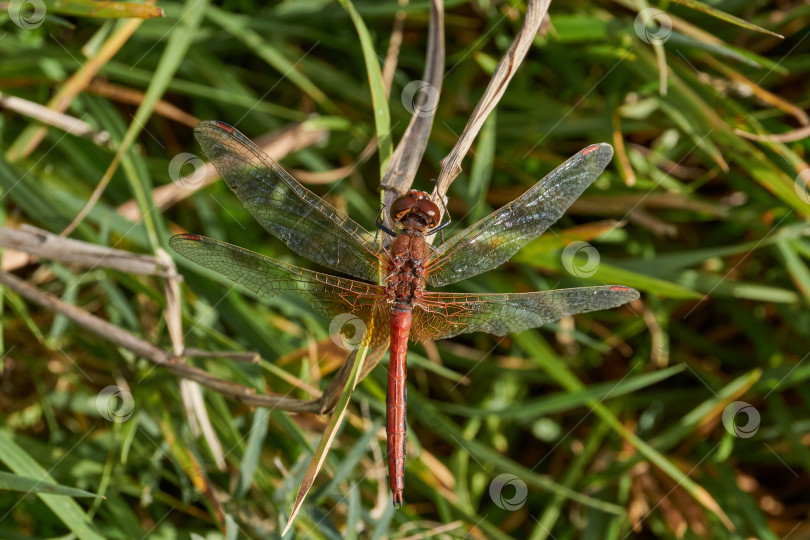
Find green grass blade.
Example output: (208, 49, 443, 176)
(677, 0, 783, 38)
(339, 0, 393, 176)
(0, 430, 105, 540)
(47, 0, 164, 19)
(281, 346, 369, 536)
(409, 394, 626, 515)
(515, 331, 736, 530)
(206, 6, 339, 115)
(235, 408, 270, 498)
(0, 471, 104, 498)
(517, 250, 701, 299)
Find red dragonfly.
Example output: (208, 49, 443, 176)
(170, 121, 639, 508)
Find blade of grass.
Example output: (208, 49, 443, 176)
(48, 0, 164, 19)
(677, 0, 783, 38)
(235, 408, 270, 499)
(712, 462, 778, 539)
(617, 222, 809, 276)
(776, 240, 810, 307)
(436, 0, 550, 194)
(651, 369, 761, 451)
(0, 430, 106, 540)
(678, 270, 799, 303)
(515, 331, 736, 530)
(340, 0, 393, 177)
(650, 48, 810, 216)
(63, 0, 209, 240)
(437, 364, 685, 420)
(0, 471, 104, 498)
(467, 110, 497, 222)
(381, 0, 444, 214)
(101, 62, 308, 121)
(281, 344, 369, 536)
(770, 395, 810, 476)
(206, 6, 339, 116)
(408, 394, 626, 515)
(518, 250, 702, 299)
(5, 16, 146, 162)
(313, 419, 380, 503)
(530, 420, 612, 540)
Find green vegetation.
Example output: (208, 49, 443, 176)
(1, 1, 808, 538)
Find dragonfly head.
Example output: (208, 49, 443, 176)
(390, 190, 440, 229)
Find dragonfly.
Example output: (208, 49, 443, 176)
(170, 120, 640, 508)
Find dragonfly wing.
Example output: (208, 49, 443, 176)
(170, 234, 390, 347)
(195, 120, 383, 283)
(427, 144, 614, 287)
(410, 285, 638, 342)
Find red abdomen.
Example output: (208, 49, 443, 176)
(387, 307, 411, 508)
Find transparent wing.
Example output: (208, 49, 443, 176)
(195, 120, 383, 283)
(410, 285, 638, 342)
(427, 144, 614, 287)
(170, 234, 390, 347)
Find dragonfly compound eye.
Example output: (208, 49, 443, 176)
(390, 190, 440, 226)
(416, 199, 441, 227)
(390, 193, 418, 223)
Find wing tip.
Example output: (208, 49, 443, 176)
(170, 233, 203, 242)
(193, 119, 237, 136)
(582, 144, 601, 156)
(581, 142, 614, 163)
(169, 234, 207, 253)
(608, 285, 640, 303)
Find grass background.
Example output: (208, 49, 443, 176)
(1, 1, 809, 538)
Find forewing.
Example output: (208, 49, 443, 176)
(170, 234, 390, 347)
(410, 285, 638, 342)
(427, 144, 614, 287)
(195, 120, 383, 283)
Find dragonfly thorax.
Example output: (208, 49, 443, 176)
(386, 232, 428, 307)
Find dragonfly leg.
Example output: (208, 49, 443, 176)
(427, 184, 451, 240)
(375, 203, 398, 238)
